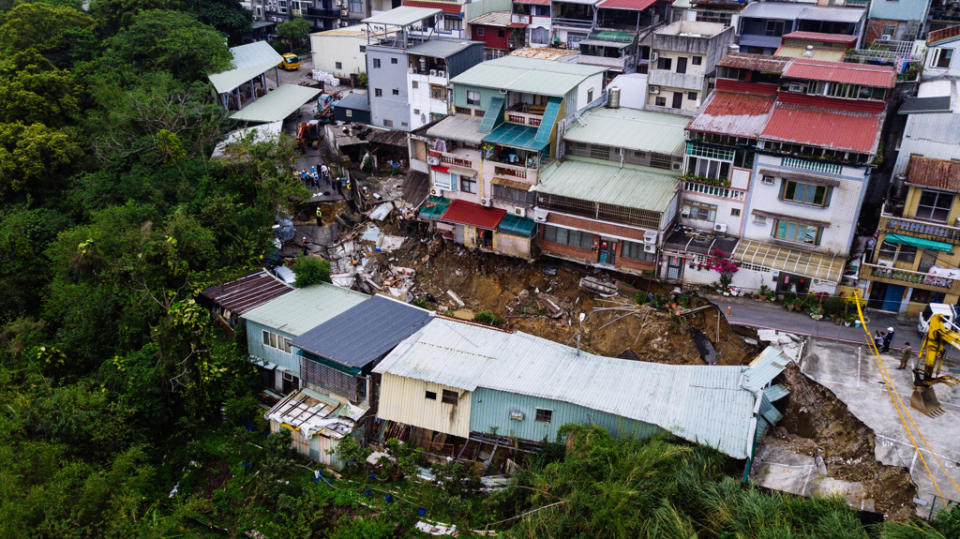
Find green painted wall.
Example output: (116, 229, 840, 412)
(451, 83, 503, 112)
(469, 388, 662, 443)
(245, 320, 300, 374)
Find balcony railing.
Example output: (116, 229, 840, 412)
(511, 14, 530, 25)
(429, 149, 476, 171)
(506, 111, 542, 127)
(862, 263, 956, 291)
(880, 210, 960, 245)
(780, 156, 842, 175)
(492, 162, 539, 183)
(552, 17, 592, 28)
(683, 180, 746, 201)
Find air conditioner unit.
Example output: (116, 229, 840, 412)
(509, 409, 525, 421)
(427, 156, 440, 165)
(671, 162, 681, 170)
(680, 209, 690, 218)
(429, 69, 437, 76)
(480, 198, 491, 207)
(532, 208, 548, 223)
(877, 259, 893, 267)
(786, 83, 805, 93)
(282, 371, 296, 382)
(760, 176, 775, 185)
(643, 244, 657, 254)
(713, 223, 727, 234)
(437, 70, 446, 78)
(643, 231, 657, 244)
(650, 51, 658, 62)
(649, 86, 660, 94)
(499, 88, 508, 94)
(431, 188, 442, 196)
(514, 207, 526, 218)
(880, 34, 892, 41)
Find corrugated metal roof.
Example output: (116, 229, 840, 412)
(481, 122, 546, 151)
(776, 46, 845, 62)
(451, 56, 605, 96)
(597, 0, 656, 11)
(208, 41, 284, 94)
(902, 112, 960, 147)
(763, 383, 790, 403)
(781, 31, 858, 45)
(242, 283, 368, 336)
(402, 0, 461, 14)
(760, 102, 883, 153)
(732, 239, 845, 282)
(374, 317, 790, 459)
(563, 106, 688, 155)
(229, 85, 322, 123)
(291, 295, 433, 368)
(440, 199, 508, 229)
(469, 11, 516, 27)
(426, 114, 486, 144)
(687, 91, 776, 138)
(899, 96, 952, 115)
(783, 59, 896, 88)
(928, 25, 960, 46)
(200, 270, 293, 314)
(211, 121, 284, 159)
(740, 2, 808, 19)
(799, 6, 864, 23)
(535, 157, 679, 212)
(742, 346, 793, 392)
(907, 155, 960, 191)
(335, 91, 371, 112)
(408, 39, 478, 58)
(716, 53, 789, 73)
(363, 6, 441, 26)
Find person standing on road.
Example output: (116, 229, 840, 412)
(899, 342, 912, 369)
(883, 327, 895, 353)
(874, 330, 885, 349)
(315, 206, 322, 226)
(320, 163, 330, 185)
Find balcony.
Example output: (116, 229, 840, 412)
(880, 206, 960, 245)
(493, 162, 539, 184)
(862, 263, 960, 293)
(552, 17, 593, 29)
(306, 6, 339, 17)
(429, 148, 477, 171)
(647, 70, 705, 92)
(505, 110, 543, 127)
(512, 13, 530, 25)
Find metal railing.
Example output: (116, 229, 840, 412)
(880, 211, 960, 244)
(862, 263, 956, 291)
(780, 157, 842, 176)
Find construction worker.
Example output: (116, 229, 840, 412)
(315, 206, 323, 226)
(898, 342, 912, 370)
(300, 236, 308, 256)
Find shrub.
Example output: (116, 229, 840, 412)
(291, 256, 331, 287)
(473, 310, 503, 327)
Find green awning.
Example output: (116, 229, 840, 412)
(588, 30, 635, 43)
(885, 233, 953, 253)
(482, 123, 548, 152)
(497, 213, 537, 237)
(418, 196, 450, 220)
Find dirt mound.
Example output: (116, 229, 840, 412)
(770, 363, 916, 519)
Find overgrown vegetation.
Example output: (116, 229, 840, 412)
(292, 255, 332, 287)
(473, 309, 504, 326)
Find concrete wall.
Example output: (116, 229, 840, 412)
(923, 41, 960, 80)
(310, 32, 367, 77)
(377, 373, 472, 438)
(367, 47, 412, 130)
(409, 72, 451, 129)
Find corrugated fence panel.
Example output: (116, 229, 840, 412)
(377, 373, 472, 438)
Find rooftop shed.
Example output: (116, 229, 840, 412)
(450, 56, 605, 96)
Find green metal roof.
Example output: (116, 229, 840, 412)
(419, 196, 450, 220)
(208, 41, 284, 94)
(886, 233, 953, 253)
(563, 107, 689, 155)
(482, 123, 547, 152)
(241, 283, 368, 336)
(498, 213, 536, 237)
(535, 157, 680, 212)
(229, 85, 321, 123)
(362, 6, 441, 27)
(588, 30, 635, 43)
(451, 56, 605, 97)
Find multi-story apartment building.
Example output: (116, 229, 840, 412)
(664, 52, 895, 294)
(645, 21, 735, 115)
(364, 7, 483, 130)
(737, 3, 866, 55)
(924, 25, 960, 79)
(865, 0, 929, 43)
(512, 0, 553, 47)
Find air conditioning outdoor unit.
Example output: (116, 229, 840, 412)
(880, 34, 892, 41)
(514, 207, 526, 217)
(761, 176, 775, 185)
(713, 223, 727, 234)
(480, 198, 491, 207)
(671, 162, 681, 170)
(437, 70, 446, 78)
(877, 259, 893, 267)
(429, 69, 437, 76)
(643, 244, 657, 254)
(649, 86, 660, 94)
(509, 409, 525, 421)
(282, 371, 296, 382)
(532, 208, 548, 223)
(650, 51, 658, 61)
(427, 156, 440, 165)
(680, 209, 690, 218)
(431, 188, 442, 196)
(643, 231, 657, 244)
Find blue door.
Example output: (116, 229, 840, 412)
(882, 284, 906, 312)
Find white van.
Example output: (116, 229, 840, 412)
(918, 303, 957, 334)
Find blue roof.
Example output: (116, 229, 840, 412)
(498, 213, 537, 237)
(290, 295, 433, 369)
(482, 122, 548, 152)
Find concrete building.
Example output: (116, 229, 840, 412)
(923, 25, 960, 79)
(310, 25, 383, 81)
(737, 3, 866, 55)
(374, 317, 789, 461)
(645, 20, 735, 115)
(469, 11, 527, 59)
(512, 0, 553, 47)
(407, 40, 484, 129)
(866, 0, 930, 43)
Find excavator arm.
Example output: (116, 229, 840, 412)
(913, 314, 960, 417)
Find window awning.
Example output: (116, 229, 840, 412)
(751, 210, 830, 228)
(498, 213, 537, 237)
(482, 122, 549, 152)
(732, 239, 845, 282)
(418, 196, 450, 220)
(439, 199, 507, 230)
(757, 168, 841, 187)
(491, 177, 532, 191)
(885, 233, 953, 253)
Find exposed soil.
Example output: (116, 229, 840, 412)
(769, 363, 917, 520)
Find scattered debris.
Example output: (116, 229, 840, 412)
(446, 289, 465, 308)
(579, 276, 618, 297)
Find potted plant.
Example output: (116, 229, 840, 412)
(809, 307, 824, 321)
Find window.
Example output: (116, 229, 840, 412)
(535, 408, 552, 423)
(878, 240, 918, 264)
(587, 89, 594, 102)
(590, 144, 610, 159)
(412, 80, 419, 89)
(682, 201, 717, 221)
(455, 106, 471, 114)
(731, 208, 741, 217)
(774, 220, 822, 245)
(335, 61, 342, 69)
(467, 90, 481, 106)
(391, 57, 398, 64)
(392, 88, 399, 95)
(430, 84, 445, 100)
(476, 26, 485, 36)
(764, 21, 784, 36)
(542, 225, 594, 250)
(687, 92, 697, 100)
(493, 184, 535, 205)
(345, 109, 353, 118)
(692, 55, 702, 65)
(261, 330, 291, 353)
(911, 288, 946, 304)
(882, 24, 896, 36)
(935, 48, 953, 68)
(460, 177, 477, 193)
(383, 119, 393, 127)
(916, 189, 953, 221)
(373, 58, 381, 68)
(425, 390, 437, 400)
(531, 26, 549, 44)
(780, 180, 831, 206)
(348, 0, 361, 12)
(498, 29, 505, 37)
(686, 156, 731, 180)
(657, 57, 672, 70)
(655, 96, 666, 106)
(621, 240, 656, 262)
(374, 88, 382, 97)
(442, 389, 458, 404)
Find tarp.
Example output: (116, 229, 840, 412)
(885, 233, 953, 253)
(497, 213, 537, 237)
(418, 196, 450, 220)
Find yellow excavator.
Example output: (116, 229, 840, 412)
(914, 313, 960, 416)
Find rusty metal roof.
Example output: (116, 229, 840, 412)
(781, 31, 858, 45)
(687, 91, 776, 138)
(783, 58, 896, 88)
(907, 156, 960, 192)
(200, 270, 293, 315)
(716, 53, 790, 73)
(761, 103, 883, 153)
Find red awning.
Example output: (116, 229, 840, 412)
(598, 0, 657, 11)
(402, 0, 462, 14)
(430, 165, 449, 173)
(439, 199, 507, 230)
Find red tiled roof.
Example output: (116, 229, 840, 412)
(928, 25, 960, 46)
(402, 0, 462, 14)
(761, 103, 883, 153)
(440, 199, 507, 230)
(200, 270, 293, 315)
(716, 52, 789, 73)
(687, 91, 776, 139)
(781, 31, 857, 45)
(783, 59, 896, 88)
(907, 156, 960, 191)
(598, 0, 657, 11)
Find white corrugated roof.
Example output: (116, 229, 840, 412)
(208, 41, 284, 94)
(563, 106, 688, 155)
(242, 283, 368, 336)
(363, 6, 441, 26)
(451, 55, 605, 96)
(229, 85, 322, 123)
(374, 317, 790, 459)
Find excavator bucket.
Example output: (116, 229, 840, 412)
(911, 387, 946, 417)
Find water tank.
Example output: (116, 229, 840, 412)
(608, 86, 620, 109)
(728, 44, 740, 53)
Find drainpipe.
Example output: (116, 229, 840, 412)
(619, 148, 624, 169)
